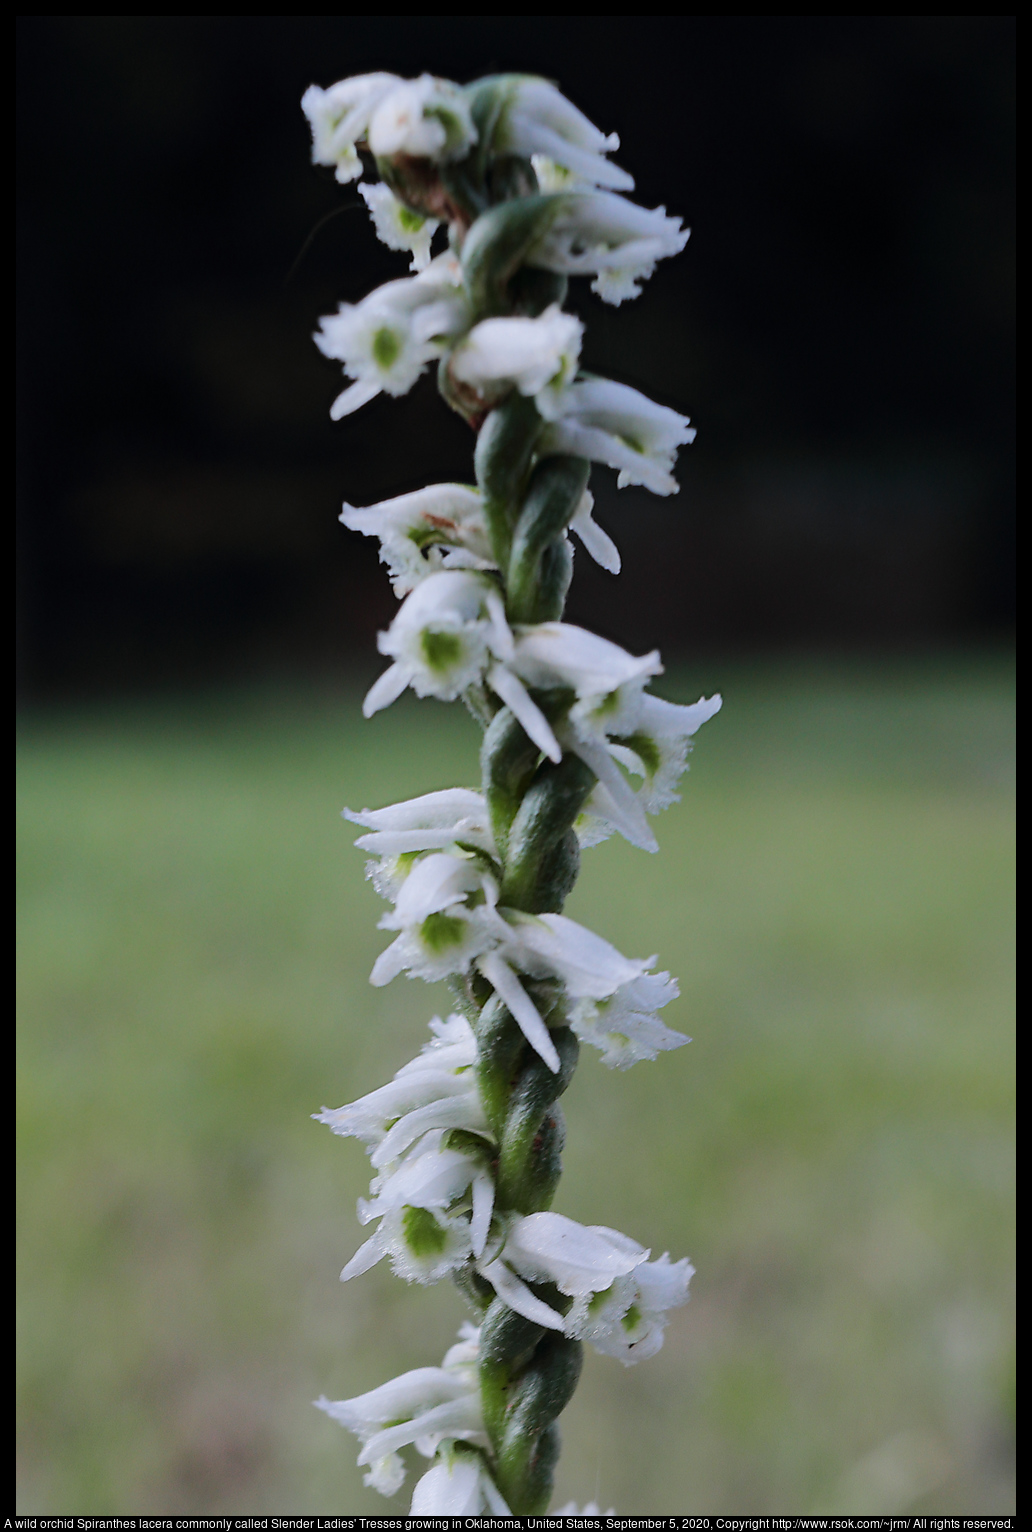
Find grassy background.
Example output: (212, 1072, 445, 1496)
(17, 656, 1015, 1513)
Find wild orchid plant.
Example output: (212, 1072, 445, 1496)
(303, 70, 721, 1515)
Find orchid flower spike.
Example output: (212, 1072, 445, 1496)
(305, 68, 715, 1516)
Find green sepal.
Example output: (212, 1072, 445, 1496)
(462, 195, 564, 319)
(448, 971, 493, 1027)
(451, 1259, 495, 1316)
(441, 1127, 496, 1162)
(461, 680, 500, 731)
(474, 391, 543, 569)
(499, 754, 596, 911)
(507, 455, 590, 623)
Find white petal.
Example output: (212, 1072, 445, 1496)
(487, 665, 562, 763)
(363, 661, 411, 717)
(389, 851, 485, 925)
(410, 1457, 485, 1514)
(478, 1258, 566, 1330)
(568, 736, 658, 852)
(371, 1094, 487, 1169)
(481, 585, 514, 661)
(373, 1146, 476, 1211)
(330, 378, 382, 419)
(505, 1211, 648, 1296)
(470, 1171, 495, 1258)
(340, 1235, 386, 1282)
(570, 494, 621, 573)
(477, 951, 560, 1072)
(359, 1396, 484, 1465)
(506, 911, 648, 999)
(369, 933, 412, 986)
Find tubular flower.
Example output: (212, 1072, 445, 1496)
(543, 375, 696, 496)
(479, 1212, 692, 1363)
(340, 484, 494, 596)
(448, 304, 584, 419)
(528, 191, 689, 305)
(343, 1124, 496, 1280)
(302, 72, 402, 183)
(316, 1325, 487, 1495)
(478, 1211, 648, 1331)
(573, 1250, 694, 1364)
(358, 181, 440, 271)
(480, 911, 659, 1074)
(363, 570, 513, 716)
(344, 788, 496, 899)
(314, 254, 468, 418)
(314, 1012, 487, 1160)
(490, 76, 633, 191)
(367, 74, 477, 163)
(369, 850, 507, 988)
(568, 970, 688, 1069)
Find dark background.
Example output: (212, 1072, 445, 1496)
(17, 16, 1015, 697)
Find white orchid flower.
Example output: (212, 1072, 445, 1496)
(479, 621, 663, 803)
(568, 970, 688, 1069)
(367, 74, 477, 163)
(364, 570, 513, 716)
(315, 253, 467, 418)
(510, 622, 663, 739)
(410, 1446, 512, 1514)
(575, 691, 723, 849)
(495, 622, 664, 848)
(528, 191, 689, 305)
(574, 1250, 694, 1364)
(479, 1212, 692, 1361)
(479, 1211, 648, 1332)
(301, 73, 402, 184)
(358, 181, 440, 271)
(344, 787, 496, 899)
(343, 1125, 495, 1281)
(340, 483, 494, 596)
(493, 77, 633, 192)
(316, 1324, 485, 1496)
(477, 910, 656, 1074)
(315, 1013, 487, 1162)
(369, 848, 508, 989)
(449, 304, 583, 419)
(608, 692, 724, 813)
(544, 376, 696, 496)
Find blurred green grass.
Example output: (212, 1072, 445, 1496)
(17, 656, 1015, 1514)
